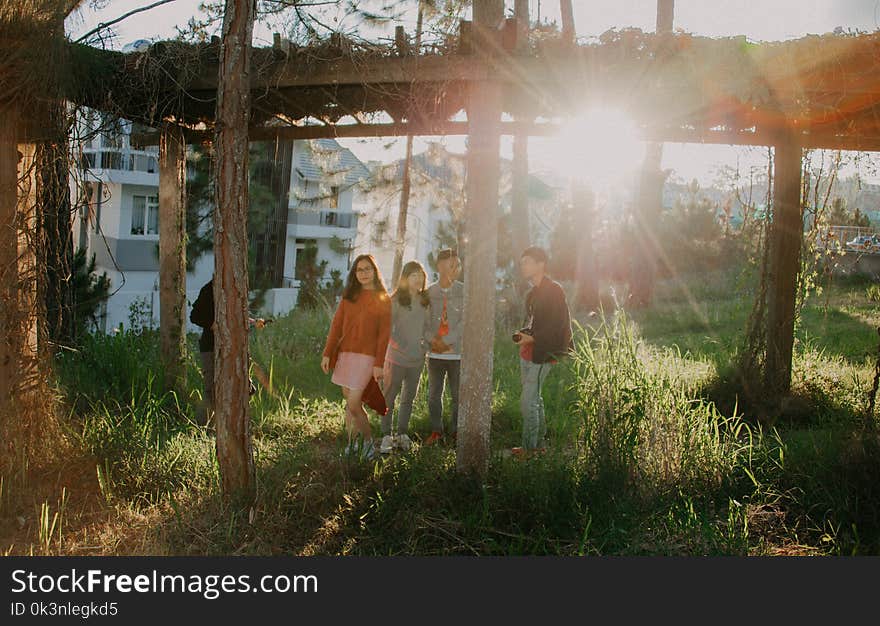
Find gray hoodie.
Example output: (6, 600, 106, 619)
(385, 295, 431, 368)
(424, 280, 464, 358)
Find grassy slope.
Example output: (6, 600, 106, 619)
(4, 269, 879, 556)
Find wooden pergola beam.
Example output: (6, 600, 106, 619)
(132, 121, 880, 153)
(65, 32, 880, 154)
(177, 52, 880, 99)
(193, 55, 489, 91)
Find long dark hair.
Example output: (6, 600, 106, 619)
(392, 260, 430, 309)
(342, 254, 388, 302)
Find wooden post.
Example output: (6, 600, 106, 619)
(458, 20, 473, 55)
(573, 184, 598, 312)
(631, 0, 675, 308)
(159, 124, 188, 397)
(214, 0, 256, 501)
(657, 0, 675, 34)
(0, 108, 19, 420)
(765, 132, 803, 396)
(391, 133, 414, 286)
(457, 0, 504, 477)
(395, 25, 408, 56)
(0, 109, 39, 418)
(511, 131, 530, 258)
(391, 6, 423, 287)
(515, 0, 529, 45)
(631, 144, 662, 307)
(17, 141, 39, 407)
(560, 0, 575, 45)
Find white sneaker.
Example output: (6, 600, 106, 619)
(396, 434, 412, 452)
(380, 435, 394, 454)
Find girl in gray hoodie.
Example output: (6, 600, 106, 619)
(380, 260, 431, 453)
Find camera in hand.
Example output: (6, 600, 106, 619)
(512, 328, 533, 343)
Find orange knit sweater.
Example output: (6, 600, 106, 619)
(323, 289, 391, 367)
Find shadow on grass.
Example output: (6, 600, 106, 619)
(48, 278, 880, 555)
(799, 308, 880, 364)
(154, 439, 765, 556)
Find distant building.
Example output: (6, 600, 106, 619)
(352, 142, 565, 284)
(279, 139, 369, 311)
(71, 111, 211, 333)
(72, 110, 370, 331)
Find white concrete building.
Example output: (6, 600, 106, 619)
(275, 139, 370, 312)
(73, 111, 370, 331)
(73, 113, 215, 333)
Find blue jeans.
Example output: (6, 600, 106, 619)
(427, 358, 460, 433)
(520, 358, 552, 449)
(382, 362, 423, 435)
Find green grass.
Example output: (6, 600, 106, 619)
(25, 267, 880, 556)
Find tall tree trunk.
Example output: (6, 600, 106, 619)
(630, 0, 674, 308)
(0, 110, 39, 423)
(392, 133, 414, 286)
(765, 134, 803, 397)
(631, 143, 662, 308)
(457, 0, 503, 478)
(17, 142, 39, 410)
(657, 0, 674, 33)
(214, 0, 256, 501)
(511, 133, 530, 259)
(35, 106, 74, 346)
(573, 184, 598, 312)
(391, 6, 423, 287)
(511, 0, 530, 293)
(515, 0, 529, 41)
(560, 0, 575, 44)
(0, 108, 20, 421)
(159, 124, 188, 398)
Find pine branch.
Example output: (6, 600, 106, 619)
(75, 0, 178, 44)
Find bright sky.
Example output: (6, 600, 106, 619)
(66, 1, 880, 187)
(67, 1, 880, 46)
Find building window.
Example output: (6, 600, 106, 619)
(131, 194, 159, 235)
(329, 185, 339, 209)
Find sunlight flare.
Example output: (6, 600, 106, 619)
(553, 108, 645, 190)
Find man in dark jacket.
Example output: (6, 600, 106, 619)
(513, 246, 572, 453)
(190, 278, 215, 426)
(190, 278, 264, 427)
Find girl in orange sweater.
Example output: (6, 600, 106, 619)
(321, 254, 391, 459)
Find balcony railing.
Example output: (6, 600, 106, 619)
(80, 149, 158, 174)
(288, 210, 356, 229)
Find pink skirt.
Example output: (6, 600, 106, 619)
(332, 352, 375, 390)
